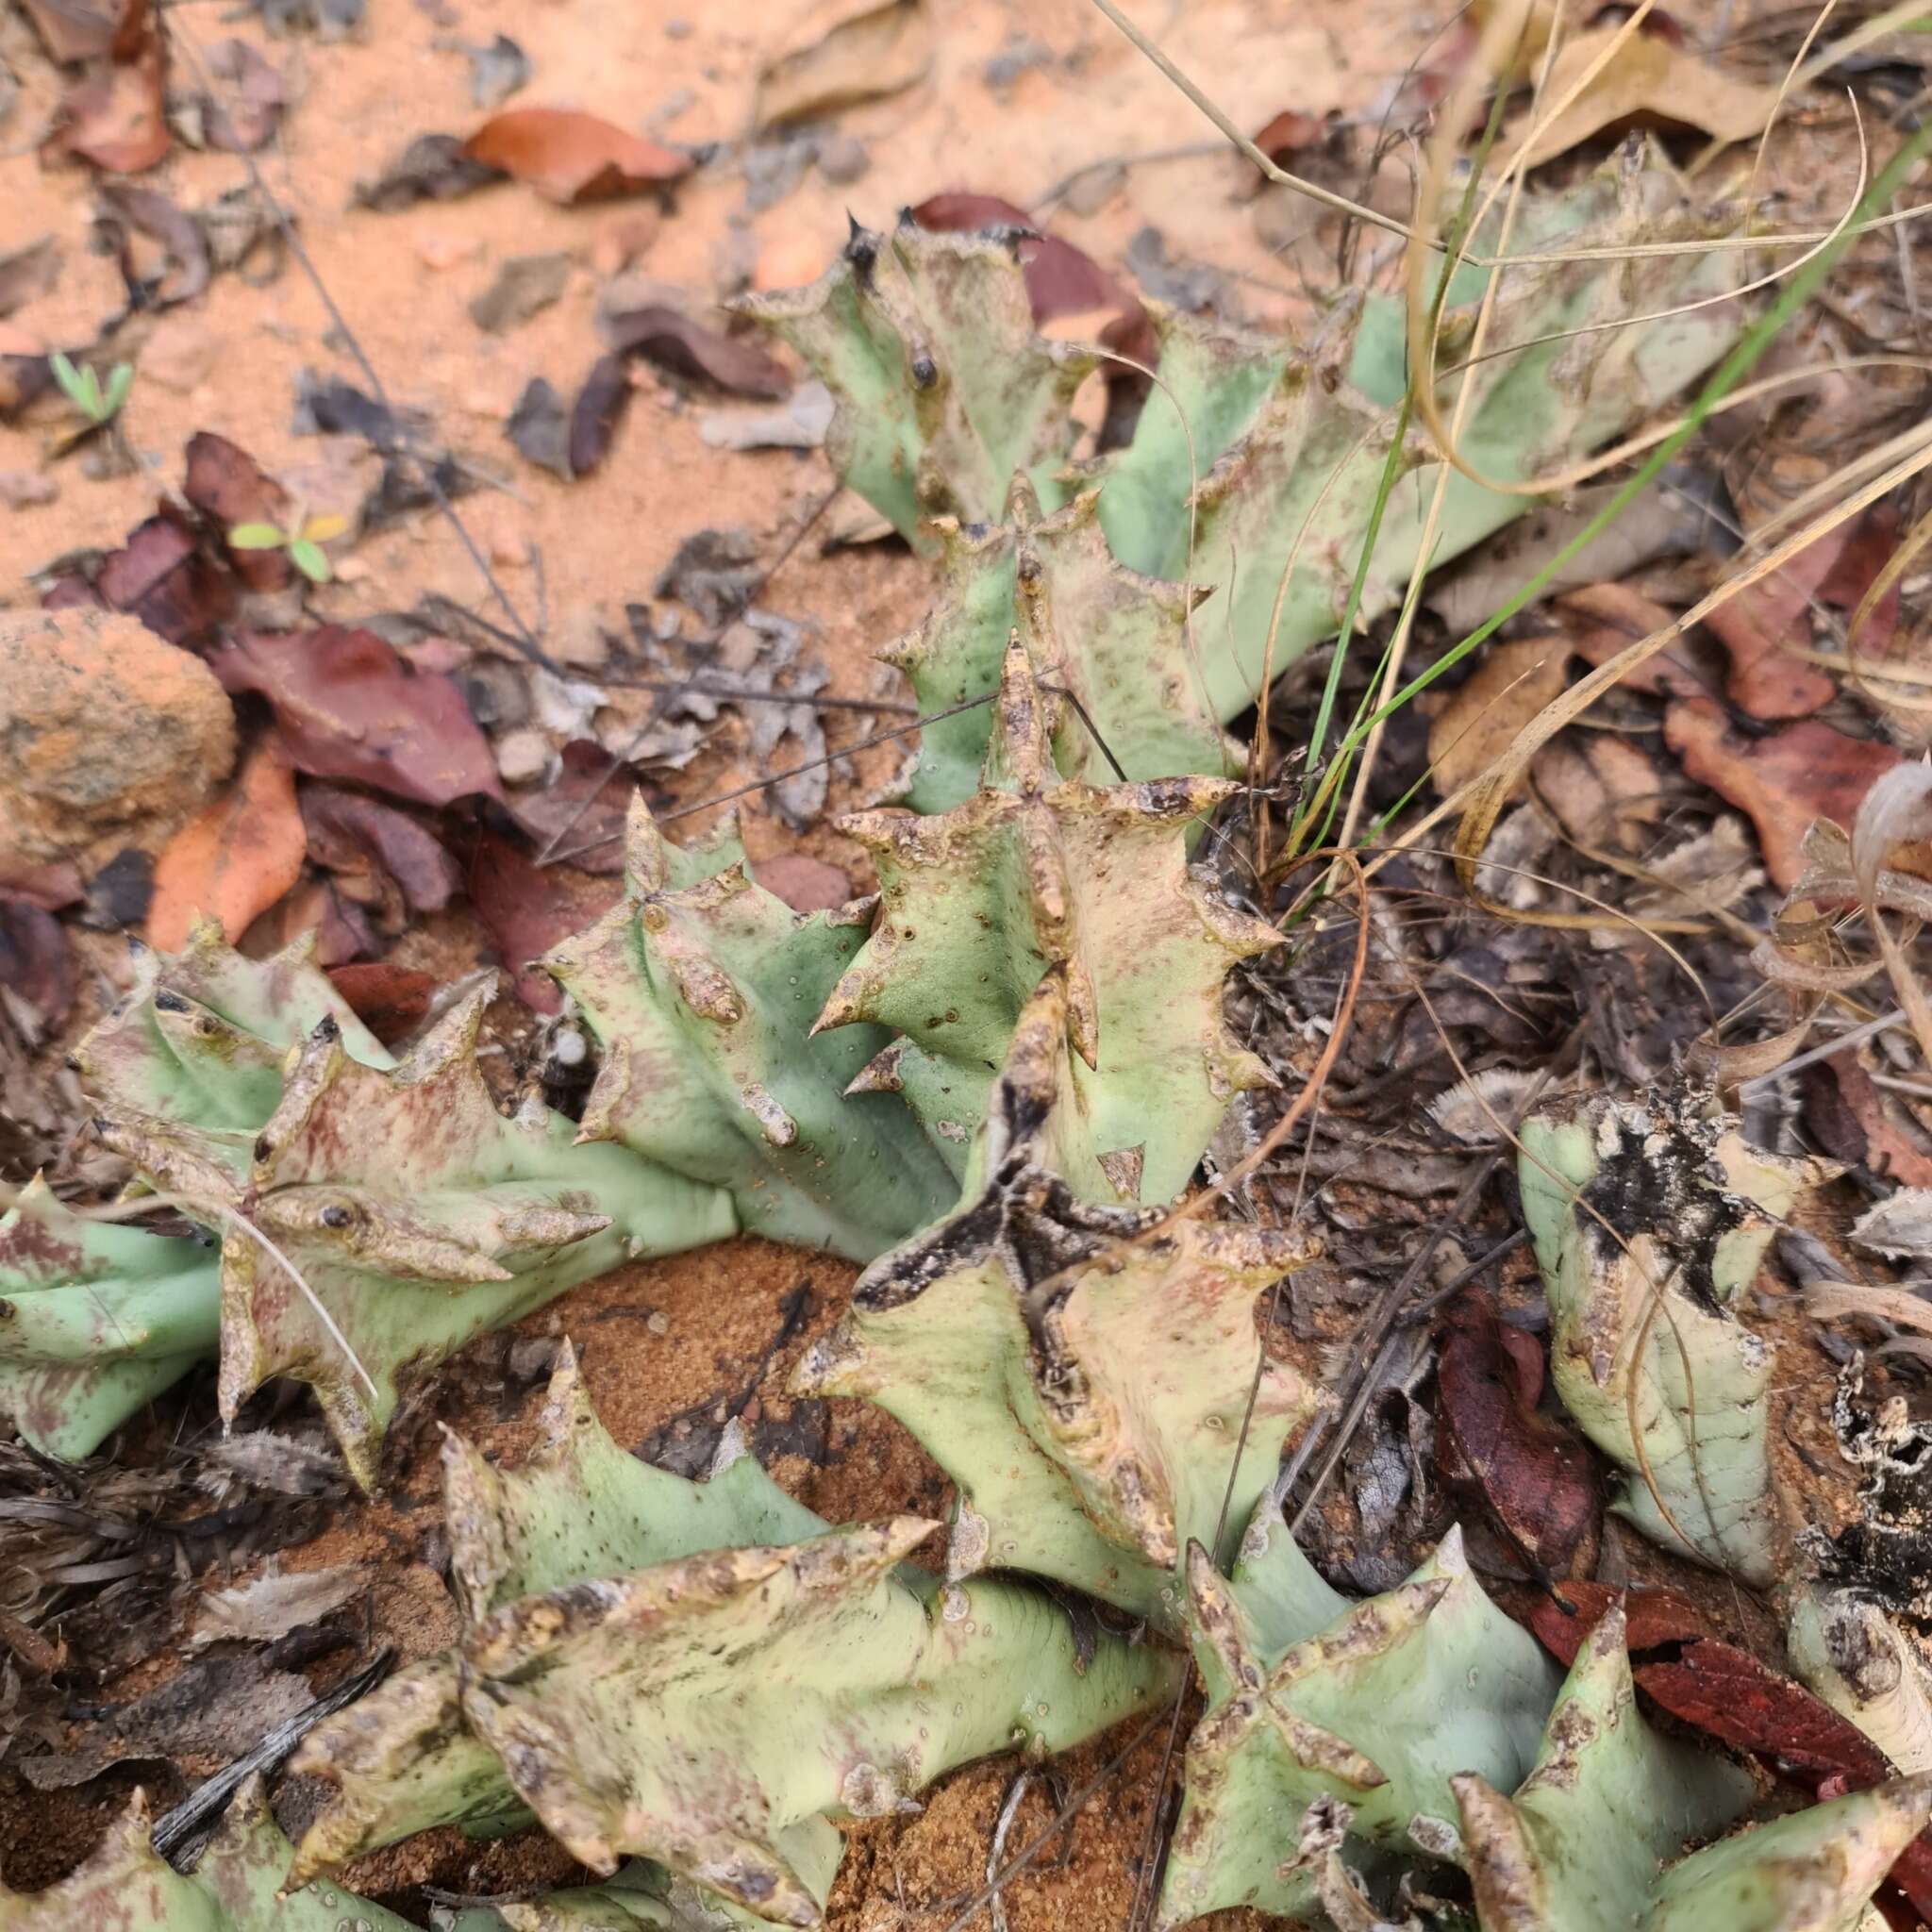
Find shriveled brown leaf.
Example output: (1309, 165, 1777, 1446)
(755, 0, 930, 126)
(299, 784, 459, 915)
(183, 430, 294, 591)
(189, 1561, 364, 1650)
(1428, 635, 1571, 799)
(1437, 1291, 1599, 1578)
(51, 33, 170, 173)
(0, 899, 74, 1028)
(42, 510, 234, 647)
(355, 132, 506, 211)
(568, 353, 631, 475)
(1251, 107, 1330, 163)
(0, 239, 61, 320)
(505, 739, 631, 869)
(1704, 521, 1847, 722)
(467, 830, 618, 1010)
(148, 738, 307, 951)
(460, 107, 689, 205)
(198, 38, 286, 152)
(96, 181, 209, 308)
(209, 627, 503, 808)
(325, 958, 440, 1043)
(1664, 697, 1901, 890)
(1559, 582, 1707, 699)
(246, 877, 375, 966)
(1516, 23, 1783, 164)
(603, 305, 791, 398)
(1530, 730, 1663, 856)
(20, 0, 146, 63)
(1812, 1051, 1932, 1188)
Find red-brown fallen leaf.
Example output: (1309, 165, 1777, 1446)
(0, 859, 83, 912)
(242, 876, 375, 966)
(0, 899, 74, 1027)
(20, 0, 146, 64)
(147, 739, 306, 952)
(1558, 582, 1708, 700)
(1529, 1584, 1932, 1918)
(567, 353, 631, 477)
(51, 31, 169, 173)
(210, 627, 503, 809)
(459, 108, 689, 205)
(1811, 1051, 1932, 1188)
(42, 511, 233, 647)
(96, 182, 210, 309)
(602, 307, 791, 399)
(750, 852, 852, 914)
(506, 740, 633, 872)
(198, 38, 285, 154)
(299, 785, 460, 917)
(1820, 504, 1906, 657)
(1250, 108, 1332, 163)
(325, 959, 440, 1045)
(1436, 1292, 1600, 1579)
(183, 431, 293, 593)
(1703, 522, 1848, 722)
(1664, 697, 1901, 891)
(467, 830, 619, 1012)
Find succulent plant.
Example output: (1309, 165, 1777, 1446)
(1451, 1601, 1755, 1931)
(1787, 1582, 1932, 1776)
(796, 966, 1321, 1625)
(1158, 1508, 1558, 1927)
(747, 149, 1746, 728)
(291, 1342, 827, 1887)
(884, 476, 1233, 814)
(819, 637, 1280, 1199)
(1517, 1090, 1824, 1586)
(0, 1177, 218, 1460)
(541, 800, 957, 1261)
(94, 986, 737, 1490)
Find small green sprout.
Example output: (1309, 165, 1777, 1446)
(49, 351, 133, 427)
(227, 509, 350, 584)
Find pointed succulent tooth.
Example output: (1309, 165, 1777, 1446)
(817, 639, 1279, 1199)
(1645, 1774, 1932, 1931)
(737, 217, 1096, 546)
(888, 475, 1233, 811)
(541, 796, 957, 1262)
(491, 1852, 846, 1932)
(1451, 1603, 1754, 1932)
(1159, 1521, 1558, 1928)
(1788, 1583, 1932, 1774)
(0, 1775, 425, 1930)
(0, 1176, 218, 1460)
(458, 1510, 1181, 1924)
(75, 918, 391, 1128)
(795, 975, 1321, 1624)
(291, 1342, 828, 1883)
(99, 985, 738, 1491)
(1518, 1090, 1828, 1585)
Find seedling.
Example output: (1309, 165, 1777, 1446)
(48, 350, 132, 428)
(227, 508, 350, 583)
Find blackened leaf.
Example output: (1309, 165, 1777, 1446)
(95, 181, 209, 308)
(353, 132, 505, 211)
(567, 354, 630, 477)
(602, 304, 790, 397)
(507, 376, 573, 479)
(82, 848, 154, 929)
(299, 783, 460, 913)
(0, 899, 74, 1027)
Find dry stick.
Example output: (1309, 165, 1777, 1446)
(166, 25, 557, 676)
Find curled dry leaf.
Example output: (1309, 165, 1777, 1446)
(147, 737, 307, 951)
(210, 627, 503, 808)
(52, 31, 170, 174)
(1811, 1051, 1932, 1188)
(1428, 634, 1572, 800)
(183, 430, 294, 592)
(1560, 581, 1709, 701)
(1436, 1291, 1600, 1578)
(199, 37, 287, 153)
(568, 353, 632, 476)
(20, 0, 147, 63)
(602, 306, 791, 398)
(355, 132, 506, 211)
(0, 898, 75, 1027)
(190, 1561, 366, 1649)
(754, 0, 931, 127)
(299, 785, 460, 916)
(1516, 23, 1784, 165)
(460, 107, 689, 205)
(43, 510, 234, 647)
(1664, 696, 1901, 891)
(1704, 520, 1849, 722)
(96, 181, 210, 308)
(325, 958, 440, 1044)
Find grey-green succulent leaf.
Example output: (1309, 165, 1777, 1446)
(796, 967, 1321, 1625)
(0, 1177, 219, 1461)
(96, 985, 737, 1490)
(291, 1341, 823, 1883)
(1518, 1091, 1824, 1585)
(1452, 1601, 1754, 1932)
(1787, 1583, 1932, 1775)
(820, 637, 1280, 1198)
(1159, 1520, 1559, 1928)
(542, 798, 957, 1261)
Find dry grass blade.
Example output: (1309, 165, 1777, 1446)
(1851, 765, 1932, 1074)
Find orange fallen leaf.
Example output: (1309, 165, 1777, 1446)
(1663, 696, 1900, 891)
(1428, 633, 1572, 798)
(461, 108, 689, 205)
(1515, 25, 1782, 167)
(148, 738, 306, 951)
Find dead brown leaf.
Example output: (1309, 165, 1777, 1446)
(198, 38, 287, 154)
(183, 430, 294, 592)
(1531, 729, 1662, 855)
(0, 900, 74, 1029)
(1704, 521, 1848, 722)
(148, 738, 306, 951)
(603, 305, 791, 398)
(20, 0, 145, 63)
(1560, 582, 1708, 699)
(1517, 24, 1783, 166)
(1663, 696, 1902, 890)
(751, 852, 852, 913)
(299, 784, 459, 917)
(755, 0, 930, 126)
(51, 32, 170, 174)
(467, 830, 618, 1011)
(189, 1561, 365, 1650)
(325, 958, 440, 1043)
(0, 240, 61, 320)
(460, 107, 689, 205)
(1428, 634, 1572, 798)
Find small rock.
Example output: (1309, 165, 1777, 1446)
(816, 134, 870, 185)
(140, 314, 220, 392)
(415, 229, 480, 272)
(751, 852, 852, 914)
(468, 251, 573, 334)
(0, 469, 56, 509)
(550, 603, 613, 670)
(0, 608, 235, 865)
(494, 727, 553, 787)
(646, 1309, 671, 1336)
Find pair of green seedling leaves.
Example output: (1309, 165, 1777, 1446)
(744, 142, 1748, 794)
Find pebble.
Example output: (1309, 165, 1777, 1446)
(0, 470, 56, 509)
(415, 229, 480, 272)
(494, 727, 553, 787)
(646, 1310, 670, 1336)
(816, 134, 870, 185)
